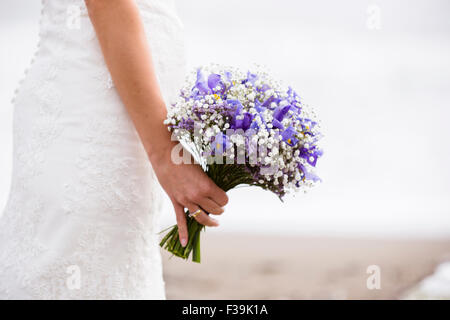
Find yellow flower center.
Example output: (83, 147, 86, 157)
(213, 94, 220, 100)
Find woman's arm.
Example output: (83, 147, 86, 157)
(85, 0, 228, 246)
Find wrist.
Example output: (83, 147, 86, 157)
(147, 140, 178, 169)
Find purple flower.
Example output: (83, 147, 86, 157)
(281, 126, 299, 146)
(208, 73, 226, 94)
(287, 87, 301, 103)
(245, 71, 258, 85)
(194, 69, 226, 96)
(272, 118, 285, 130)
(226, 99, 243, 113)
(224, 71, 233, 83)
(211, 132, 229, 155)
(236, 113, 253, 130)
(262, 95, 276, 108)
(194, 69, 211, 95)
(299, 146, 322, 167)
(298, 163, 321, 183)
(273, 105, 291, 122)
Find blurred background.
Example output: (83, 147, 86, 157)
(1, 0, 450, 299)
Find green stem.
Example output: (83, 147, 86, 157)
(182, 217, 198, 257)
(192, 227, 202, 263)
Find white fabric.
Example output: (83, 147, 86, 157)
(0, 0, 185, 299)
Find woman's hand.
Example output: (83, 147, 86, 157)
(150, 143, 228, 246)
(85, 0, 228, 247)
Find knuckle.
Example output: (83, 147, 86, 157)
(178, 195, 188, 205)
(190, 191, 202, 202)
(201, 182, 214, 194)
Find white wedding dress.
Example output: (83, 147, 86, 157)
(0, 0, 185, 299)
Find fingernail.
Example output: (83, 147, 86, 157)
(181, 238, 187, 247)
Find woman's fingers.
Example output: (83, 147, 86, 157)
(197, 197, 224, 215)
(195, 210, 219, 227)
(173, 202, 188, 247)
(206, 183, 229, 207)
(187, 204, 219, 227)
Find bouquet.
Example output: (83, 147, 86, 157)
(160, 65, 322, 262)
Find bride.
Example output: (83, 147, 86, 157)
(0, 0, 228, 299)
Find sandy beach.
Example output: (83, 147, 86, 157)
(162, 233, 450, 299)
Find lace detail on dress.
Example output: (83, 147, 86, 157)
(0, 0, 182, 299)
(62, 113, 156, 220)
(12, 29, 65, 192)
(0, 1, 66, 299)
(21, 222, 165, 300)
(0, 195, 48, 298)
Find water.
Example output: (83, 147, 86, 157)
(1, 0, 450, 237)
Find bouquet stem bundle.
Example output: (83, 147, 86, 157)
(159, 213, 204, 262)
